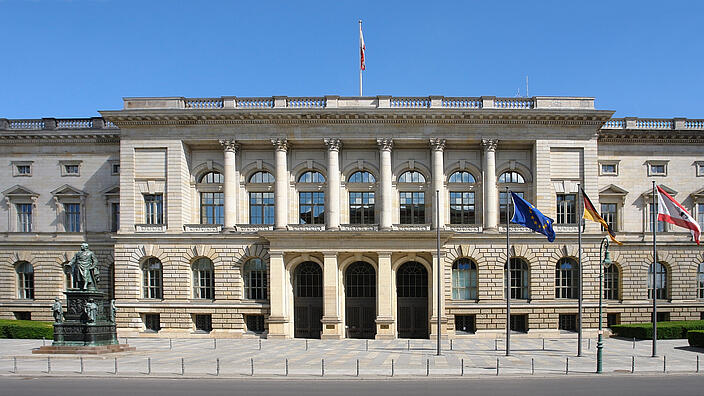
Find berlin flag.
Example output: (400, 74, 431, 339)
(656, 185, 701, 244)
(359, 22, 366, 71)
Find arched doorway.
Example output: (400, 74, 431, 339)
(396, 261, 428, 339)
(345, 261, 376, 339)
(293, 261, 323, 339)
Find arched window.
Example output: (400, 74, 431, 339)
(698, 263, 704, 299)
(16, 261, 34, 299)
(555, 258, 579, 299)
(604, 264, 619, 300)
(142, 258, 163, 299)
(199, 171, 224, 184)
(345, 261, 376, 298)
(507, 258, 529, 299)
(198, 171, 224, 225)
(249, 171, 274, 184)
(348, 171, 376, 183)
(648, 262, 668, 300)
(243, 258, 268, 300)
(449, 171, 476, 183)
(452, 258, 478, 300)
(498, 171, 525, 184)
(247, 171, 275, 225)
(398, 170, 426, 183)
(192, 258, 214, 299)
(298, 171, 326, 183)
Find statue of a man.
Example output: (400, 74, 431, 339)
(52, 297, 63, 323)
(65, 243, 99, 290)
(85, 298, 98, 323)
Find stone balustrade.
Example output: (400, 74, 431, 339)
(602, 117, 704, 130)
(0, 117, 117, 130)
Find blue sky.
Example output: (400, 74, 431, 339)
(1, 0, 702, 118)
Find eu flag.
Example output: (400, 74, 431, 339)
(510, 192, 556, 242)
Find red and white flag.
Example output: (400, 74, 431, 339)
(359, 22, 366, 71)
(657, 185, 701, 244)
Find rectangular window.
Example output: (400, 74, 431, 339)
(111, 163, 120, 175)
(558, 314, 577, 332)
(143, 314, 161, 332)
(349, 192, 375, 224)
(249, 192, 275, 225)
(399, 191, 425, 224)
(17, 165, 31, 175)
(698, 203, 704, 231)
(556, 194, 577, 224)
(144, 194, 163, 225)
(16, 203, 32, 232)
(607, 313, 620, 328)
(649, 163, 666, 176)
(245, 315, 265, 333)
(499, 192, 523, 225)
(655, 312, 670, 322)
(194, 314, 212, 333)
(200, 192, 224, 225)
(648, 202, 665, 232)
(601, 203, 617, 231)
(510, 314, 528, 333)
(14, 312, 31, 321)
(449, 192, 475, 224)
(454, 315, 476, 334)
(111, 203, 120, 232)
(64, 164, 79, 175)
(600, 163, 617, 175)
(299, 191, 325, 224)
(64, 203, 81, 232)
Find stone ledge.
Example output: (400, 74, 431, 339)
(32, 344, 135, 354)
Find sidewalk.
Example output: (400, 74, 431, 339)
(0, 337, 701, 378)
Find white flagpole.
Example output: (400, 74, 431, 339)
(652, 181, 658, 357)
(577, 184, 583, 357)
(359, 20, 363, 97)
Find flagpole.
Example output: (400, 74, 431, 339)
(436, 189, 441, 356)
(506, 187, 511, 356)
(577, 184, 583, 357)
(359, 20, 363, 97)
(652, 181, 658, 357)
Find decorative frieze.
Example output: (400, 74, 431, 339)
(236, 224, 274, 232)
(391, 224, 431, 231)
(286, 224, 325, 231)
(340, 224, 379, 232)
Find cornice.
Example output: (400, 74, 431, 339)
(599, 130, 704, 144)
(0, 132, 120, 144)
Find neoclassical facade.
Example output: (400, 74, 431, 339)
(1, 95, 703, 339)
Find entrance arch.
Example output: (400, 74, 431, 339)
(396, 261, 428, 339)
(344, 261, 376, 339)
(293, 261, 323, 339)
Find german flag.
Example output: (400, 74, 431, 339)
(581, 188, 622, 245)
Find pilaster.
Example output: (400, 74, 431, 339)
(267, 251, 289, 339)
(377, 138, 393, 230)
(375, 251, 395, 339)
(321, 251, 342, 339)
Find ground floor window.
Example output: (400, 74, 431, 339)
(558, 314, 577, 332)
(14, 311, 31, 320)
(510, 314, 528, 333)
(246, 315, 265, 334)
(194, 314, 212, 333)
(654, 312, 670, 322)
(143, 314, 161, 332)
(454, 315, 476, 334)
(607, 313, 621, 328)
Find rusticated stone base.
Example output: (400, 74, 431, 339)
(32, 344, 135, 355)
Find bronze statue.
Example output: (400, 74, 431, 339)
(109, 299, 117, 323)
(65, 243, 99, 290)
(52, 297, 64, 323)
(84, 298, 98, 323)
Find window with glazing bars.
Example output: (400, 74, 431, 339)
(555, 258, 579, 299)
(499, 192, 523, 225)
(16, 261, 34, 299)
(698, 203, 704, 231)
(648, 262, 667, 300)
(64, 203, 81, 232)
(244, 258, 268, 300)
(698, 263, 704, 299)
(192, 258, 214, 299)
(349, 192, 375, 224)
(449, 192, 475, 224)
(399, 192, 425, 224)
(601, 203, 617, 231)
(111, 203, 120, 232)
(144, 194, 163, 224)
(648, 202, 665, 232)
(556, 194, 577, 224)
(452, 258, 477, 300)
(604, 265, 619, 300)
(455, 315, 476, 334)
(396, 262, 427, 298)
(249, 192, 274, 225)
(16, 204, 32, 232)
(345, 262, 376, 298)
(299, 192, 325, 224)
(295, 262, 322, 298)
(142, 258, 163, 299)
(508, 258, 529, 299)
(200, 192, 224, 224)
(558, 314, 577, 331)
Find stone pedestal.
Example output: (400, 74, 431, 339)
(53, 289, 119, 347)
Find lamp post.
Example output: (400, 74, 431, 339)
(597, 237, 612, 374)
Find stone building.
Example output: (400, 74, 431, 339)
(1, 95, 703, 339)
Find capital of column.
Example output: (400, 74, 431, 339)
(219, 139, 240, 153)
(271, 137, 289, 152)
(323, 138, 342, 151)
(429, 138, 446, 151)
(481, 139, 498, 152)
(376, 138, 393, 151)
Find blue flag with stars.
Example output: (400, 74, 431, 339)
(510, 192, 556, 242)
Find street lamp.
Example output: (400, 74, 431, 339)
(597, 237, 612, 374)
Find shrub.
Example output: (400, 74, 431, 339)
(0, 319, 53, 339)
(610, 320, 704, 340)
(687, 330, 704, 347)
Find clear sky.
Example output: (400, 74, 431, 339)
(1, 0, 702, 118)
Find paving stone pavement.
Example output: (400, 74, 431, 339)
(0, 337, 702, 378)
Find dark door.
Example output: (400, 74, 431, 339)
(397, 261, 428, 339)
(345, 262, 376, 339)
(294, 261, 323, 339)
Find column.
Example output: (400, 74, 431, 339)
(375, 252, 394, 339)
(267, 251, 289, 339)
(482, 139, 499, 231)
(430, 252, 447, 338)
(377, 138, 393, 229)
(321, 251, 342, 339)
(271, 138, 289, 229)
(219, 140, 239, 230)
(324, 138, 342, 230)
(430, 138, 446, 229)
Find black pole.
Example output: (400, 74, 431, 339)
(652, 181, 658, 357)
(506, 187, 511, 356)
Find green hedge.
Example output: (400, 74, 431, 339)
(0, 319, 53, 339)
(688, 330, 704, 347)
(610, 320, 704, 340)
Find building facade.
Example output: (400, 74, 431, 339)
(1, 95, 703, 339)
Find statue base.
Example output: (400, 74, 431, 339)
(51, 289, 121, 347)
(32, 344, 135, 355)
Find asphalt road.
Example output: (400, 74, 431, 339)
(1, 375, 703, 396)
